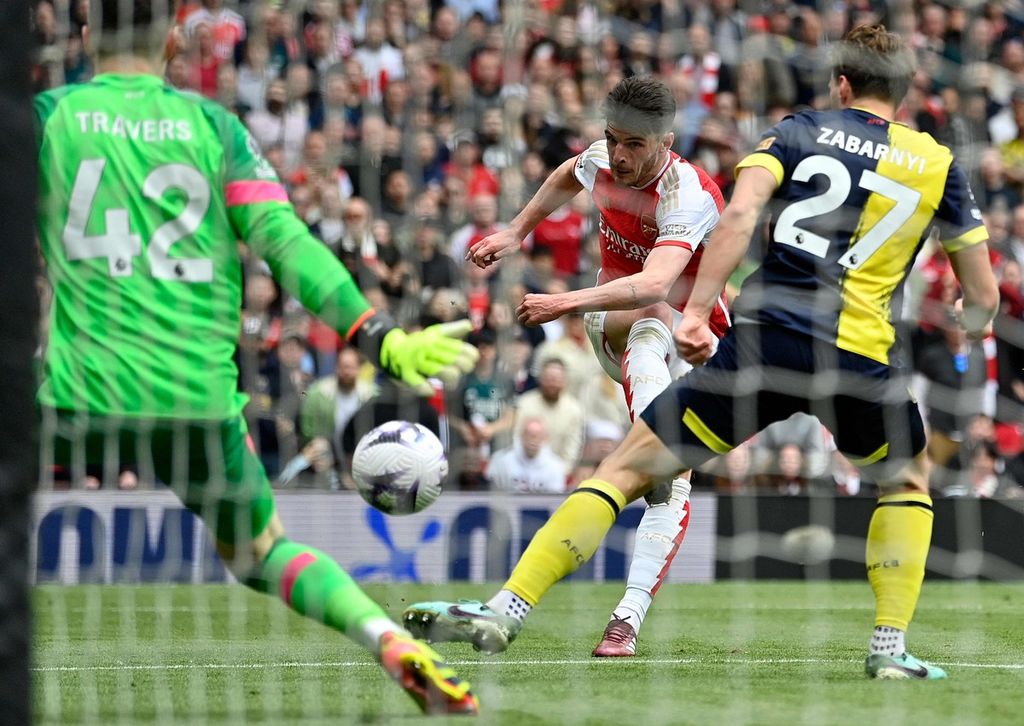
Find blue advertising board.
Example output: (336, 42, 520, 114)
(33, 491, 717, 585)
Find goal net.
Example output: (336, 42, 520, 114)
(30, 0, 1024, 722)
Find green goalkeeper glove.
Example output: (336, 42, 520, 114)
(379, 320, 479, 396)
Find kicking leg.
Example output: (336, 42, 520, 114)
(404, 417, 686, 653)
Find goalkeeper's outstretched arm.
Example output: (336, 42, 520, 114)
(216, 110, 477, 392)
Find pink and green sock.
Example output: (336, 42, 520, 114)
(245, 538, 399, 653)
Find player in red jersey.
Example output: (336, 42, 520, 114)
(466, 76, 728, 656)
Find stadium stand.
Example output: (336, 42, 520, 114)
(31, 0, 1024, 496)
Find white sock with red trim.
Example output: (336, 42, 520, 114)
(610, 318, 689, 634)
(621, 318, 673, 422)
(611, 478, 692, 633)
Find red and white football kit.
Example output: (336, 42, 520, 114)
(573, 139, 730, 384)
(569, 139, 730, 656)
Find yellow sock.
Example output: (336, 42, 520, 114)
(505, 479, 628, 605)
(866, 492, 934, 630)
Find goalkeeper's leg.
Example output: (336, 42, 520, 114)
(178, 419, 478, 714)
(228, 512, 402, 654)
(220, 511, 478, 713)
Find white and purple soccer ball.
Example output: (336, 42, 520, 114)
(351, 421, 447, 515)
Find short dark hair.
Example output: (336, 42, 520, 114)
(92, 0, 173, 55)
(603, 76, 676, 136)
(829, 24, 914, 106)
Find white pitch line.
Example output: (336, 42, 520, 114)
(57, 607, 196, 614)
(32, 657, 1024, 673)
(50, 603, 1005, 614)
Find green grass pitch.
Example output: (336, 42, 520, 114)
(34, 582, 1024, 725)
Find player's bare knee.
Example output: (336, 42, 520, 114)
(869, 452, 931, 495)
(591, 458, 652, 500)
(635, 302, 674, 326)
(619, 307, 674, 337)
(605, 306, 673, 348)
(593, 420, 683, 501)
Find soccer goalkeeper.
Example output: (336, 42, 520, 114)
(35, 1, 478, 716)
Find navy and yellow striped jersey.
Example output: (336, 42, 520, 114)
(732, 106, 987, 364)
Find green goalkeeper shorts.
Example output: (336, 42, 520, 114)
(42, 408, 277, 548)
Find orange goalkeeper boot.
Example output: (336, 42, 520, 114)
(379, 632, 480, 715)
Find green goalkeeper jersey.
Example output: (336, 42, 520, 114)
(35, 73, 373, 420)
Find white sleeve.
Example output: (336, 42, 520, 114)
(448, 224, 473, 260)
(182, 11, 209, 38)
(227, 10, 247, 39)
(385, 47, 407, 79)
(654, 167, 721, 252)
(360, 233, 378, 262)
(539, 456, 569, 493)
(572, 139, 608, 192)
(484, 451, 506, 490)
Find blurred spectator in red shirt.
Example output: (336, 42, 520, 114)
(443, 133, 499, 199)
(677, 24, 733, 109)
(183, 0, 245, 64)
(186, 22, 221, 98)
(531, 203, 586, 280)
(450, 193, 503, 262)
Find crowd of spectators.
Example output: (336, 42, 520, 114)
(33, 0, 1024, 498)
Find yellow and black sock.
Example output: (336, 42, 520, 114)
(505, 479, 628, 605)
(866, 492, 934, 631)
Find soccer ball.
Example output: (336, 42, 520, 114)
(780, 525, 836, 566)
(351, 421, 447, 515)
